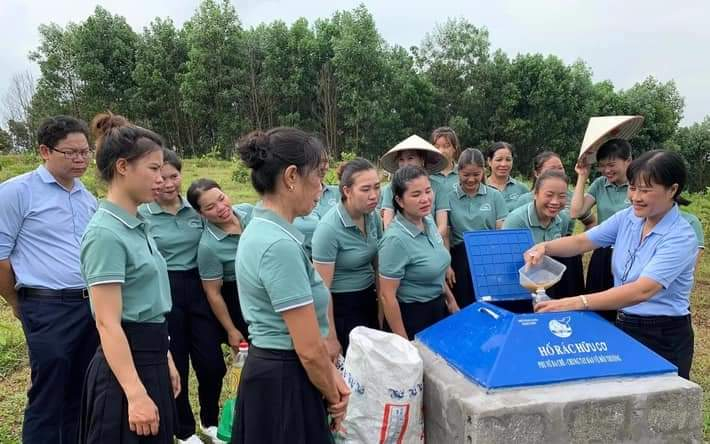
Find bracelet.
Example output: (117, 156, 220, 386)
(580, 295, 589, 310)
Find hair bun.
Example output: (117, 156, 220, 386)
(238, 131, 271, 169)
(91, 111, 130, 140)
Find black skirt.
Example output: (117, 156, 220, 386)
(232, 346, 332, 444)
(585, 246, 617, 321)
(616, 312, 694, 379)
(547, 255, 585, 299)
(222, 280, 249, 342)
(385, 295, 448, 340)
(79, 322, 176, 444)
(332, 284, 378, 354)
(451, 243, 475, 308)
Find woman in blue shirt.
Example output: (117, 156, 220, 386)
(526, 150, 697, 379)
(234, 128, 349, 443)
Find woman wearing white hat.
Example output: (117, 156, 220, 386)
(570, 116, 643, 321)
(379, 135, 449, 238)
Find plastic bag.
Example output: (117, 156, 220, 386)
(335, 327, 425, 444)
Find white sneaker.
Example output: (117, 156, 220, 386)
(200, 424, 226, 444)
(177, 434, 203, 444)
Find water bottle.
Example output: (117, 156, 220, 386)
(532, 288, 551, 306)
(217, 341, 249, 442)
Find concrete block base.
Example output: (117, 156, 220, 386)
(415, 342, 704, 444)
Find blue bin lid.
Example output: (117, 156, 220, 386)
(463, 229, 533, 302)
(416, 303, 677, 389)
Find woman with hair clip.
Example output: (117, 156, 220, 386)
(486, 141, 529, 212)
(139, 150, 225, 443)
(444, 148, 507, 308)
(234, 127, 349, 443)
(526, 150, 698, 380)
(430, 126, 460, 195)
(187, 179, 253, 352)
(509, 151, 597, 298)
(293, 150, 340, 258)
(79, 112, 179, 443)
(312, 158, 382, 354)
(378, 165, 459, 340)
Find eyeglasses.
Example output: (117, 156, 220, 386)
(50, 147, 94, 160)
(621, 245, 639, 283)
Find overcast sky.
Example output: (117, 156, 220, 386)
(1, 0, 708, 125)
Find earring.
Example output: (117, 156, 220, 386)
(289, 186, 295, 192)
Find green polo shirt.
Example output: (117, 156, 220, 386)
(138, 198, 204, 270)
(236, 205, 330, 350)
(312, 203, 383, 293)
(293, 185, 340, 257)
(378, 214, 450, 303)
(681, 211, 705, 249)
(503, 202, 571, 244)
(429, 166, 459, 196)
(587, 176, 630, 223)
(513, 190, 592, 236)
(379, 178, 450, 215)
(492, 177, 529, 212)
(197, 204, 254, 282)
(445, 183, 508, 246)
(81, 201, 172, 323)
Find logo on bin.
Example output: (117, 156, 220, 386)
(548, 317, 572, 338)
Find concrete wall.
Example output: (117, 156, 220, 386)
(415, 342, 704, 444)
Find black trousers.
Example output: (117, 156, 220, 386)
(332, 285, 378, 354)
(616, 312, 694, 379)
(18, 290, 99, 444)
(547, 255, 585, 299)
(385, 295, 449, 340)
(232, 346, 332, 444)
(167, 269, 226, 439)
(585, 246, 617, 322)
(79, 322, 177, 444)
(451, 243, 475, 308)
(221, 280, 249, 342)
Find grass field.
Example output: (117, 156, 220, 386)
(0, 154, 708, 442)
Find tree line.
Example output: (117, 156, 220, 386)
(1, 1, 708, 191)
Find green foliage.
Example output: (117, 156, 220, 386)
(16, 1, 708, 192)
(0, 127, 12, 153)
(231, 159, 251, 184)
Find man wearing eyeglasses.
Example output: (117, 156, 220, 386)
(0, 115, 99, 444)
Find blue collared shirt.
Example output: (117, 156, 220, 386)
(0, 165, 97, 289)
(586, 205, 696, 316)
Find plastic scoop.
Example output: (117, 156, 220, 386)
(519, 256, 567, 304)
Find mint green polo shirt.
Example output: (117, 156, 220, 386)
(138, 198, 204, 270)
(293, 185, 340, 257)
(197, 204, 254, 282)
(81, 201, 172, 323)
(587, 176, 630, 223)
(429, 166, 459, 196)
(445, 183, 508, 246)
(378, 214, 450, 303)
(503, 202, 571, 244)
(236, 205, 330, 350)
(492, 177, 529, 212)
(312, 203, 383, 293)
(681, 211, 705, 249)
(379, 178, 450, 215)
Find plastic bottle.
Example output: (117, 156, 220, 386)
(532, 288, 551, 306)
(217, 341, 249, 442)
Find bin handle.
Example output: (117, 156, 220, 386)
(478, 306, 500, 320)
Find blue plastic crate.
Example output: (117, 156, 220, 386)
(463, 229, 533, 302)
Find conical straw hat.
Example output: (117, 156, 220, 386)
(578, 116, 644, 164)
(379, 134, 447, 174)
